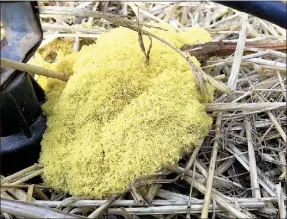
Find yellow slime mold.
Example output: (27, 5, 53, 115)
(37, 25, 213, 198)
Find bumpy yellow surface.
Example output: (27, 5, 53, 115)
(36, 25, 214, 198)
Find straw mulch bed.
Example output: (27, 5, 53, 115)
(1, 2, 286, 219)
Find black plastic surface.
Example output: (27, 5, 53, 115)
(1, 116, 46, 175)
(0, 72, 46, 174)
(1, 72, 45, 137)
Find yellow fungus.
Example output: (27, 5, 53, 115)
(37, 25, 213, 198)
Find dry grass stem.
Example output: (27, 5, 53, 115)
(276, 183, 286, 219)
(227, 15, 248, 90)
(205, 102, 286, 112)
(1, 164, 42, 184)
(201, 113, 222, 218)
(1, 169, 44, 194)
(245, 118, 261, 198)
(1, 198, 84, 218)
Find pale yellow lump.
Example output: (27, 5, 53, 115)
(37, 25, 214, 198)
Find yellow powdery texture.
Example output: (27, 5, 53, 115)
(29, 39, 76, 115)
(39, 26, 213, 198)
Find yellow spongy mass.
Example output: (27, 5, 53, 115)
(39, 25, 214, 198)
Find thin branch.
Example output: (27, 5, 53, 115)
(1, 58, 70, 82)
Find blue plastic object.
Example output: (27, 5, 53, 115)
(217, 1, 287, 29)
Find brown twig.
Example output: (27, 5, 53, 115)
(182, 41, 287, 62)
